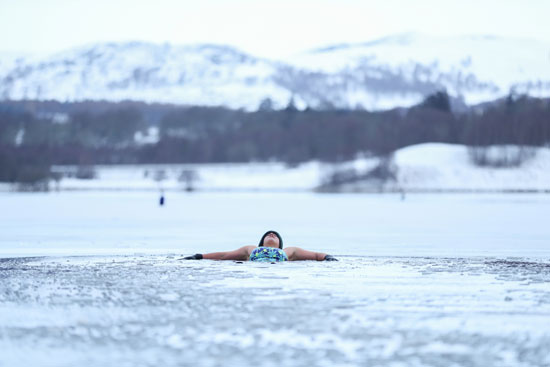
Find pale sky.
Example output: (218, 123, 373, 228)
(0, 0, 548, 58)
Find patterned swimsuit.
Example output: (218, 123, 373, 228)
(249, 247, 288, 262)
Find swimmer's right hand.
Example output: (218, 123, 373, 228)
(181, 253, 203, 260)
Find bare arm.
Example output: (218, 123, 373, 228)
(284, 247, 327, 261)
(202, 246, 255, 261)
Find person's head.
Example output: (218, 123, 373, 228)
(258, 230, 283, 249)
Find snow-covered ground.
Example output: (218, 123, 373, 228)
(10, 143, 546, 193)
(49, 161, 334, 192)
(394, 144, 550, 191)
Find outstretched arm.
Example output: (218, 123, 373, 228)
(183, 246, 255, 261)
(284, 247, 337, 261)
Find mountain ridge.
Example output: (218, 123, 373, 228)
(1, 33, 549, 111)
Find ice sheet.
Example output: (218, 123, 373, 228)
(1, 192, 549, 366)
(1, 255, 549, 367)
(1, 192, 549, 258)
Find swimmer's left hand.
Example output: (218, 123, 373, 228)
(180, 253, 203, 260)
(324, 254, 338, 261)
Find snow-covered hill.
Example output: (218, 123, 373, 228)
(1, 34, 549, 110)
(382, 144, 550, 192)
(0, 43, 293, 110)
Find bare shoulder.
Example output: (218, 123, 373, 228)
(283, 247, 298, 255)
(283, 247, 300, 260)
(242, 245, 257, 256)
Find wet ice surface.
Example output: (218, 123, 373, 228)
(1, 192, 550, 366)
(1, 255, 550, 367)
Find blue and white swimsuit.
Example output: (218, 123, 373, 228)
(249, 247, 288, 262)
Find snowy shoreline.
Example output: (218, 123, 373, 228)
(2, 143, 549, 193)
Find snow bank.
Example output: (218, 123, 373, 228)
(394, 144, 550, 191)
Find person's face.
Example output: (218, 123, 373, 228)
(263, 232, 280, 248)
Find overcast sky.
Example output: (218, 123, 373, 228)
(0, 0, 548, 58)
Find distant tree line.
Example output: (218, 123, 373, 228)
(0, 92, 549, 186)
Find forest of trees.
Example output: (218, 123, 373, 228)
(0, 92, 549, 187)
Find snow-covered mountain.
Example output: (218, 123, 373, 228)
(288, 34, 550, 109)
(1, 34, 549, 110)
(0, 43, 293, 110)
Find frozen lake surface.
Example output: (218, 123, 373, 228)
(1, 192, 550, 258)
(2, 255, 550, 367)
(1, 192, 550, 366)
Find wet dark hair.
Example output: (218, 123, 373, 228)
(258, 230, 283, 249)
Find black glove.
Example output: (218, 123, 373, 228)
(324, 254, 338, 261)
(181, 253, 203, 260)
